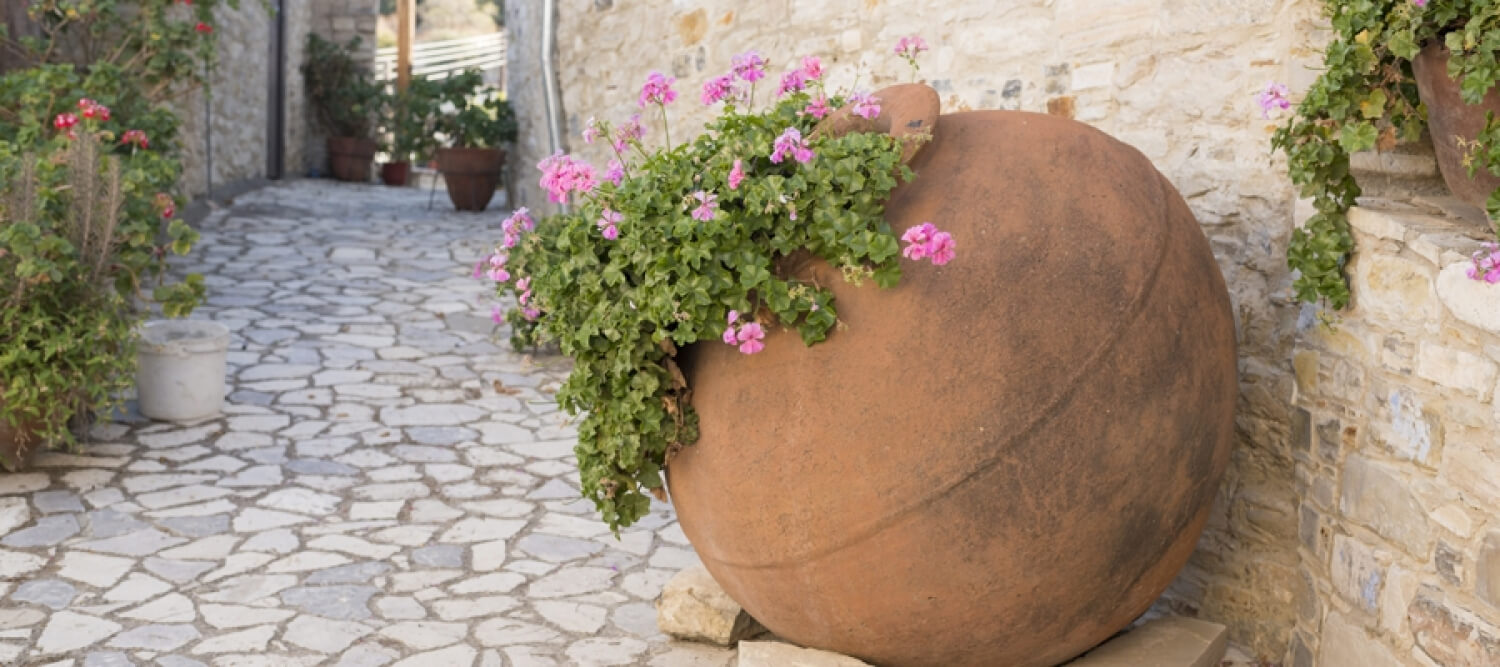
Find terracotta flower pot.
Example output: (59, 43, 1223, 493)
(381, 161, 411, 186)
(0, 400, 41, 472)
(436, 147, 504, 212)
(668, 85, 1238, 667)
(327, 137, 376, 183)
(1413, 43, 1500, 211)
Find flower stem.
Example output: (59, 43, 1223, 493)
(658, 103, 671, 150)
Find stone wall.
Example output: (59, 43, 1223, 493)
(506, 0, 1335, 661)
(1291, 203, 1500, 666)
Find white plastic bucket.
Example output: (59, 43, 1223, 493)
(136, 320, 231, 422)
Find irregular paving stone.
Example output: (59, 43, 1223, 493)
(157, 656, 210, 667)
(58, 552, 133, 587)
(283, 614, 374, 653)
(536, 600, 608, 634)
(529, 567, 618, 599)
(517, 534, 606, 562)
(0, 549, 44, 578)
(258, 487, 342, 515)
(35, 611, 122, 654)
(200, 603, 297, 630)
(190, 623, 276, 654)
(120, 593, 197, 622)
(430, 596, 519, 621)
(0, 497, 31, 534)
(34, 490, 86, 513)
(107, 623, 201, 650)
(286, 458, 360, 476)
(378, 621, 469, 650)
(75, 528, 187, 556)
(306, 561, 393, 584)
(335, 643, 402, 667)
(1, 514, 80, 547)
(83, 651, 134, 667)
(280, 585, 379, 620)
(389, 644, 477, 667)
(565, 637, 650, 666)
(84, 508, 150, 538)
(160, 514, 232, 537)
(474, 617, 562, 646)
(104, 573, 173, 603)
(406, 426, 478, 445)
(411, 545, 465, 568)
(143, 557, 217, 585)
(13, 579, 78, 610)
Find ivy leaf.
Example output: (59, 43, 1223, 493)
(1337, 122, 1378, 152)
(1358, 89, 1387, 120)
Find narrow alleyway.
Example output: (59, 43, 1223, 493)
(0, 181, 731, 666)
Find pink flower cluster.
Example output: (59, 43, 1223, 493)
(849, 91, 882, 120)
(690, 191, 718, 221)
(53, 112, 78, 138)
(776, 56, 825, 97)
(613, 114, 645, 152)
(771, 127, 814, 164)
(722, 310, 766, 355)
(598, 208, 623, 240)
(1256, 82, 1291, 119)
(728, 159, 746, 190)
(475, 251, 510, 283)
(605, 159, 625, 186)
(894, 35, 929, 59)
(801, 97, 832, 119)
(516, 276, 540, 320)
(638, 71, 678, 108)
(1413, 0, 1428, 6)
(582, 117, 602, 144)
(120, 129, 149, 149)
(155, 192, 176, 220)
(901, 222, 956, 265)
(1468, 242, 1500, 284)
(701, 74, 738, 106)
(731, 51, 767, 83)
(538, 153, 598, 203)
(501, 207, 535, 249)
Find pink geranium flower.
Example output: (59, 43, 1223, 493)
(638, 71, 678, 108)
(728, 159, 746, 190)
(894, 35, 928, 59)
(1256, 82, 1291, 119)
(702, 74, 735, 106)
(690, 191, 718, 221)
(770, 127, 814, 164)
(1467, 242, 1500, 283)
(849, 91, 881, 120)
(613, 114, 645, 152)
(800, 56, 824, 81)
(605, 160, 625, 186)
(736, 322, 765, 355)
(777, 69, 806, 97)
(731, 51, 767, 83)
(598, 208, 623, 240)
(901, 222, 957, 265)
(582, 117, 601, 144)
(120, 129, 149, 149)
(801, 97, 832, 119)
(501, 207, 535, 248)
(537, 153, 598, 203)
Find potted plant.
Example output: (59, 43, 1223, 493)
(303, 34, 382, 183)
(434, 69, 517, 211)
(380, 75, 441, 186)
(1271, 0, 1500, 310)
(0, 104, 203, 468)
(482, 42, 1236, 667)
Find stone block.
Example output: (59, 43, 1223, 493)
(1340, 455, 1433, 558)
(1440, 437, 1500, 508)
(1378, 564, 1420, 636)
(1330, 535, 1384, 614)
(737, 641, 870, 667)
(1318, 611, 1403, 667)
(1352, 253, 1441, 324)
(1416, 342, 1498, 400)
(1067, 616, 1225, 667)
(1408, 590, 1500, 665)
(1437, 261, 1500, 334)
(1478, 531, 1500, 610)
(655, 565, 763, 646)
(1349, 207, 1416, 242)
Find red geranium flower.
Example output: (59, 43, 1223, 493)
(195, 22, 212, 34)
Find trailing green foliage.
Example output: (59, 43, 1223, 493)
(1273, 0, 1500, 309)
(499, 92, 913, 531)
(382, 75, 443, 162)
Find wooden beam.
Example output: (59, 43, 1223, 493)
(396, 0, 414, 92)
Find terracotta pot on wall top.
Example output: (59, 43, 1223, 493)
(381, 161, 411, 186)
(1413, 43, 1500, 212)
(667, 84, 1239, 667)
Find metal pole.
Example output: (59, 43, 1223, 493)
(205, 58, 213, 199)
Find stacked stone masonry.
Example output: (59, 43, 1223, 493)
(1292, 203, 1500, 667)
(507, 0, 1331, 660)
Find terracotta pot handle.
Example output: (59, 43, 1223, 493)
(812, 83, 940, 165)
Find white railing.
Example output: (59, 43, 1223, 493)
(375, 33, 506, 85)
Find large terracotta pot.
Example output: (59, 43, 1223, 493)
(1413, 43, 1500, 210)
(436, 147, 504, 212)
(669, 85, 1238, 667)
(327, 137, 376, 183)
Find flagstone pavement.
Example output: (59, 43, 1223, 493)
(0, 181, 734, 667)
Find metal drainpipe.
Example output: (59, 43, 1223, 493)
(540, 0, 566, 213)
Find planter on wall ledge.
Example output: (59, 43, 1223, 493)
(381, 161, 411, 186)
(668, 84, 1239, 667)
(327, 137, 377, 183)
(436, 146, 504, 212)
(1413, 43, 1500, 212)
(136, 320, 230, 423)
